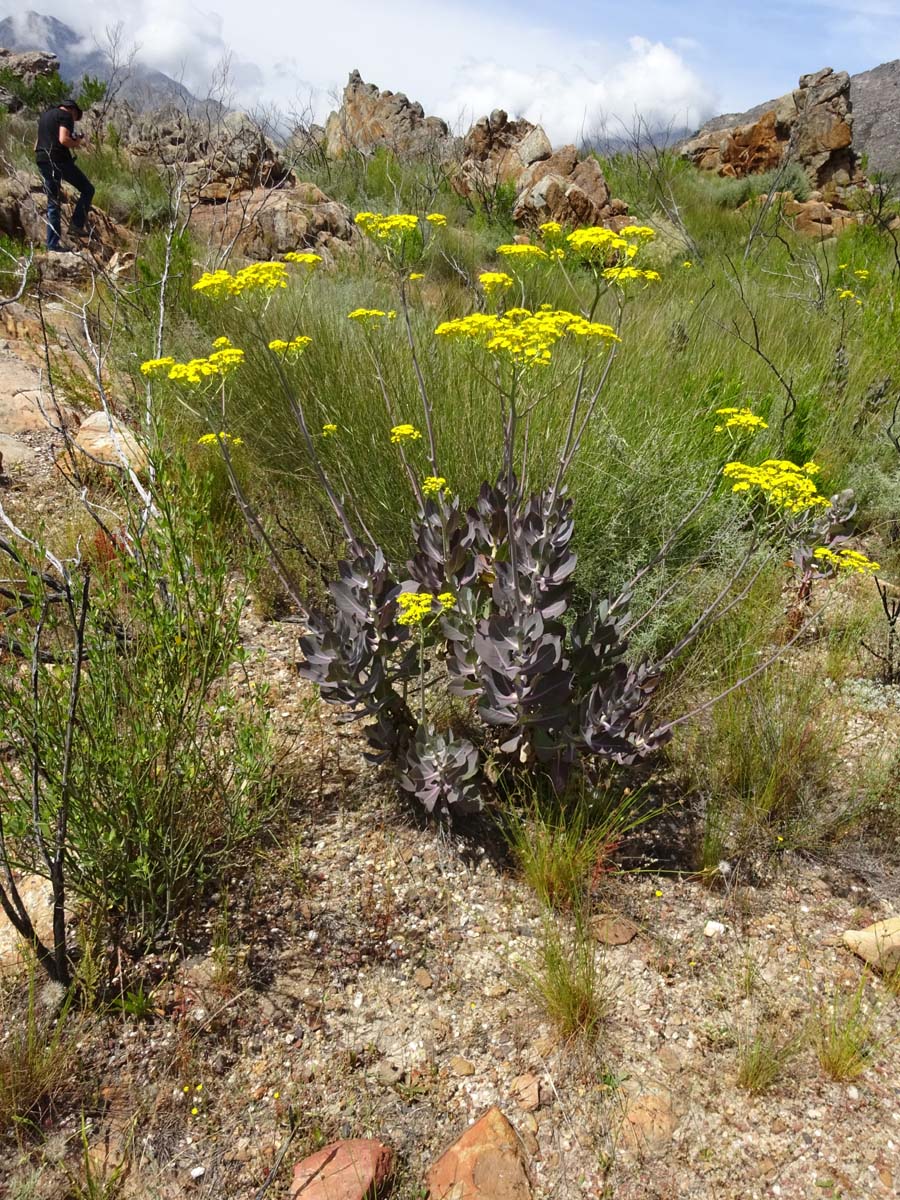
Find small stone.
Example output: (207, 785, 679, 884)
(703, 920, 726, 937)
(512, 1072, 541, 1112)
(189, 1167, 205, 1180)
(449, 1055, 475, 1077)
(593, 915, 640, 946)
(375, 1060, 403, 1086)
(414, 967, 434, 990)
(426, 1106, 531, 1200)
(485, 981, 509, 998)
(842, 917, 900, 973)
(290, 1139, 393, 1200)
(620, 1091, 678, 1152)
(522, 1113, 538, 1134)
(847, 1085, 859, 1101)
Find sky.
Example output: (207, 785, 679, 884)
(2, 0, 900, 143)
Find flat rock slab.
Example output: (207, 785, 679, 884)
(427, 1106, 531, 1200)
(290, 1139, 393, 1200)
(69, 411, 148, 474)
(0, 873, 54, 973)
(843, 916, 900, 973)
(0, 432, 37, 468)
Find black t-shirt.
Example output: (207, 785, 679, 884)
(36, 107, 75, 164)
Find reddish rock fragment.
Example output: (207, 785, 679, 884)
(427, 1106, 531, 1200)
(290, 1139, 393, 1200)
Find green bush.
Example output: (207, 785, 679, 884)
(0, 67, 71, 110)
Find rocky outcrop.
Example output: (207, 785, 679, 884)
(124, 107, 290, 200)
(323, 70, 451, 159)
(850, 59, 900, 177)
(188, 182, 356, 259)
(681, 68, 857, 188)
(454, 109, 626, 230)
(0, 46, 59, 110)
(0, 170, 132, 263)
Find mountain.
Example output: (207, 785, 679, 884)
(0, 11, 195, 109)
(683, 60, 900, 178)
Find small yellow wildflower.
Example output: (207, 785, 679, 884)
(183, 1086, 190, 1093)
(191, 1106, 199, 1116)
(496, 243, 548, 261)
(284, 251, 322, 270)
(422, 475, 447, 496)
(391, 423, 422, 444)
(212, 336, 232, 349)
(723, 459, 829, 513)
(654, 890, 663, 898)
(409, 272, 425, 281)
(478, 271, 514, 299)
(425, 213, 447, 226)
(437, 591, 456, 608)
(713, 406, 769, 433)
(837, 288, 856, 301)
(140, 356, 175, 377)
(197, 431, 243, 447)
(602, 266, 661, 283)
(348, 308, 390, 324)
(322, 423, 338, 437)
(395, 591, 435, 626)
(853, 268, 869, 279)
(682, 260, 694, 269)
(812, 546, 880, 575)
(538, 221, 562, 237)
(838, 262, 848, 269)
(268, 335, 312, 358)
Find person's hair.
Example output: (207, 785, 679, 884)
(60, 100, 84, 120)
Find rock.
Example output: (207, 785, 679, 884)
(850, 60, 900, 177)
(0, 171, 133, 267)
(374, 1059, 403, 1086)
(703, 920, 726, 937)
(681, 67, 856, 187)
(66, 411, 148, 475)
(414, 967, 434, 989)
(0, 872, 55, 972)
(426, 1106, 531, 1200)
(289, 1140, 393, 1200)
(449, 1055, 475, 1077)
(842, 916, 900, 974)
(454, 111, 551, 200)
(188, 183, 355, 260)
(0, 48, 59, 111)
(0, 432, 36, 468)
(323, 70, 451, 160)
(593, 915, 640, 946)
(511, 1072, 541, 1112)
(620, 1090, 678, 1153)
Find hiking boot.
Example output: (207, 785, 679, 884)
(68, 224, 90, 240)
(47, 243, 74, 253)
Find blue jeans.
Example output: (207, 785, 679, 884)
(36, 157, 95, 249)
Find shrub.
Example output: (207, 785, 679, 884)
(0, 67, 71, 111)
(0, 447, 279, 975)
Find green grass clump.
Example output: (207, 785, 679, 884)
(812, 976, 881, 1081)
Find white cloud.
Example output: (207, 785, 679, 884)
(0, 0, 718, 141)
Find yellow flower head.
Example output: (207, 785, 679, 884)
(193, 262, 289, 298)
(348, 308, 391, 324)
(496, 243, 548, 261)
(682, 260, 694, 269)
(268, 335, 312, 359)
(422, 475, 447, 497)
(426, 213, 447, 226)
(284, 251, 322, 270)
(409, 272, 425, 281)
(391, 423, 422, 444)
(212, 336, 232, 349)
(354, 212, 420, 240)
(602, 266, 661, 284)
(723, 459, 830, 513)
(435, 307, 618, 368)
(713, 406, 769, 434)
(566, 227, 638, 263)
(837, 288, 857, 301)
(197, 431, 243, 447)
(437, 591, 456, 609)
(478, 271, 514, 299)
(140, 356, 175, 377)
(395, 591, 435, 626)
(812, 547, 879, 576)
(322, 423, 338, 437)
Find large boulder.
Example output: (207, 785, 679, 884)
(124, 106, 290, 199)
(323, 70, 451, 159)
(0, 47, 59, 111)
(453, 109, 552, 199)
(0, 171, 132, 263)
(188, 182, 356, 259)
(681, 67, 857, 188)
(849, 59, 900, 177)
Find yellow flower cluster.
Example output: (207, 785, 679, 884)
(197, 431, 243, 447)
(140, 356, 175, 377)
(409, 272, 425, 281)
(348, 308, 397, 323)
(269, 335, 312, 358)
(813, 547, 880, 575)
(723, 459, 829, 513)
(837, 287, 863, 305)
(322, 423, 338, 437)
(422, 475, 447, 496)
(395, 590, 455, 626)
(538, 221, 562, 237)
(714, 407, 769, 433)
(566, 227, 639, 262)
(193, 261, 290, 298)
(478, 271, 514, 298)
(391, 423, 422, 444)
(602, 266, 661, 283)
(426, 213, 447, 226)
(284, 251, 322, 269)
(434, 308, 619, 368)
(354, 212, 419, 240)
(496, 244, 549, 261)
(618, 225, 656, 240)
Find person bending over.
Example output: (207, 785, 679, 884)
(33, 100, 95, 251)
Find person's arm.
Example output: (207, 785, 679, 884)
(59, 126, 83, 149)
